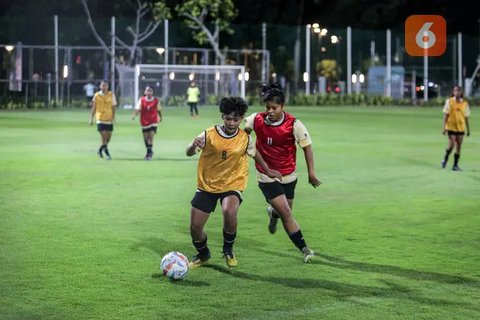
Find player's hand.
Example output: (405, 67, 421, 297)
(131, 115, 135, 120)
(192, 137, 205, 149)
(89, 119, 93, 126)
(467, 130, 470, 137)
(308, 174, 322, 188)
(265, 168, 282, 181)
(442, 129, 446, 135)
(158, 116, 162, 123)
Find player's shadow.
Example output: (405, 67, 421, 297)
(114, 157, 196, 162)
(400, 156, 437, 168)
(316, 253, 480, 287)
(251, 246, 479, 288)
(151, 273, 209, 287)
(130, 237, 190, 256)
(203, 264, 474, 309)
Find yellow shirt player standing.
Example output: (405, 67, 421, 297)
(89, 80, 117, 160)
(186, 81, 201, 117)
(441, 85, 471, 171)
(186, 97, 281, 268)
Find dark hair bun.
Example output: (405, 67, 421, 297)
(260, 82, 285, 103)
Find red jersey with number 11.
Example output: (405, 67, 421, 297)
(253, 112, 297, 175)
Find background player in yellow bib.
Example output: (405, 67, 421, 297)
(186, 97, 281, 268)
(441, 85, 471, 171)
(186, 81, 200, 117)
(89, 80, 117, 160)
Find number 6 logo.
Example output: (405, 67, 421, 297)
(406, 15, 446, 56)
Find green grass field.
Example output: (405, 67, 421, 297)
(1, 105, 479, 320)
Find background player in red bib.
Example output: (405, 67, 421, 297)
(244, 83, 321, 263)
(132, 85, 163, 160)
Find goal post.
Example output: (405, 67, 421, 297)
(133, 64, 246, 107)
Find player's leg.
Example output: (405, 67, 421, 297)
(269, 195, 314, 262)
(147, 129, 156, 159)
(189, 103, 194, 116)
(452, 134, 464, 171)
(103, 129, 113, 160)
(142, 130, 150, 160)
(189, 191, 217, 268)
(442, 133, 455, 168)
(263, 180, 295, 234)
(263, 180, 314, 263)
(220, 192, 241, 267)
(194, 103, 199, 116)
(96, 126, 104, 158)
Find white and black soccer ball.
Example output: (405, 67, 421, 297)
(160, 251, 189, 280)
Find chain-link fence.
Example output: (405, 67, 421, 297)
(1, 16, 479, 107)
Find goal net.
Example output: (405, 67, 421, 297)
(118, 64, 246, 108)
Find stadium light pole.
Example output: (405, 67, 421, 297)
(313, 26, 327, 93)
(54, 15, 59, 106)
(458, 32, 462, 87)
(111, 16, 115, 94)
(386, 29, 391, 98)
(305, 24, 311, 95)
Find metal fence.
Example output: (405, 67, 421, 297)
(0, 16, 479, 107)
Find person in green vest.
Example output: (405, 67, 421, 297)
(186, 81, 201, 117)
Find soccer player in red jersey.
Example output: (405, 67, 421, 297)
(244, 83, 321, 263)
(132, 86, 163, 160)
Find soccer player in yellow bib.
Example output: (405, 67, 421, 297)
(441, 85, 471, 171)
(186, 97, 281, 268)
(89, 80, 117, 160)
(186, 81, 200, 117)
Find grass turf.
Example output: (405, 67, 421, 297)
(1, 105, 479, 319)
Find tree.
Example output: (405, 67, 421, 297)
(316, 59, 339, 83)
(81, 0, 171, 66)
(175, 0, 237, 64)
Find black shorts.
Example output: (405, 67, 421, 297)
(447, 130, 465, 136)
(258, 180, 297, 202)
(142, 126, 157, 133)
(191, 190, 243, 213)
(97, 123, 113, 132)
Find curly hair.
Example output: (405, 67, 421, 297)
(260, 82, 285, 104)
(219, 97, 249, 116)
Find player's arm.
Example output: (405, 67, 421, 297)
(302, 145, 321, 188)
(131, 99, 141, 120)
(89, 96, 96, 125)
(243, 113, 256, 134)
(111, 94, 117, 123)
(186, 131, 205, 156)
(294, 120, 321, 188)
(464, 103, 471, 136)
(442, 99, 450, 135)
(157, 102, 163, 122)
(247, 135, 281, 180)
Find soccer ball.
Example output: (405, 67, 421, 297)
(160, 251, 189, 280)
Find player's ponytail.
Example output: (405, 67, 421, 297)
(260, 82, 285, 104)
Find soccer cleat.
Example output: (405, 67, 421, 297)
(302, 247, 314, 263)
(452, 166, 462, 171)
(105, 155, 112, 160)
(189, 252, 211, 269)
(144, 154, 151, 161)
(441, 160, 446, 168)
(223, 251, 238, 267)
(97, 149, 103, 158)
(266, 206, 279, 234)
